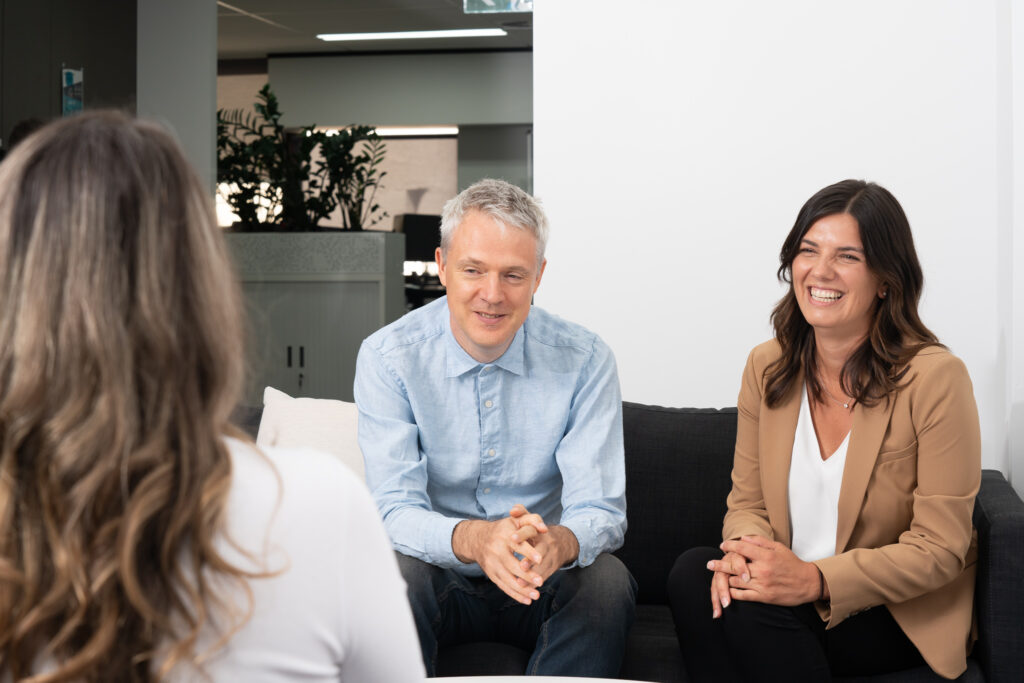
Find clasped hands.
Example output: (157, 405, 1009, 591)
(453, 503, 579, 605)
(705, 535, 827, 619)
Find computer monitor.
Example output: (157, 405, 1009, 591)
(394, 214, 442, 262)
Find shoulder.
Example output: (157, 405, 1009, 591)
(226, 438, 371, 526)
(362, 296, 447, 358)
(900, 345, 973, 395)
(523, 304, 608, 358)
(904, 344, 966, 373)
(747, 339, 783, 373)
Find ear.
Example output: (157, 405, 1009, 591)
(435, 247, 447, 287)
(533, 258, 547, 294)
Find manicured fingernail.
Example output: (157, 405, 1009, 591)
(742, 573, 750, 583)
(706, 561, 715, 570)
(713, 609, 720, 619)
(533, 576, 542, 585)
(722, 597, 730, 607)
(534, 554, 541, 563)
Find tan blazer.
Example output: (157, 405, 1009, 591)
(723, 340, 981, 679)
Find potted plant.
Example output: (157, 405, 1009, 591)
(217, 86, 405, 404)
(217, 84, 388, 231)
(318, 125, 388, 230)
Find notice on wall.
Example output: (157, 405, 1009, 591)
(61, 68, 84, 116)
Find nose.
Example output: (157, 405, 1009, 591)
(809, 254, 836, 280)
(480, 272, 504, 304)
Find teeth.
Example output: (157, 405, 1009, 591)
(479, 312, 502, 319)
(810, 287, 842, 302)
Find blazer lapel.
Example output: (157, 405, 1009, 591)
(835, 396, 897, 553)
(761, 377, 803, 548)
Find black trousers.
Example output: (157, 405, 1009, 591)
(667, 546, 926, 683)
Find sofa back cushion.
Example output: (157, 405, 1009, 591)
(615, 402, 738, 605)
(255, 387, 364, 479)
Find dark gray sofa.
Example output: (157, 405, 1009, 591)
(234, 402, 1024, 682)
(434, 403, 1024, 682)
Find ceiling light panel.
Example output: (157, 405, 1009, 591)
(318, 28, 507, 42)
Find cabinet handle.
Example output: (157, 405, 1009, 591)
(287, 346, 292, 368)
(299, 346, 305, 368)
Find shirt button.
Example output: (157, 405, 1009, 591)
(483, 488, 491, 494)
(484, 400, 493, 408)
(488, 448, 496, 456)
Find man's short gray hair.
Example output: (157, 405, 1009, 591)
(439, 179, 549, 266)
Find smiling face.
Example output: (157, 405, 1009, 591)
(436, 209, 546, 363)
(792, 212, 885, 344)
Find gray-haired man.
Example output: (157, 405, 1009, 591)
(355, 179, 635, 676)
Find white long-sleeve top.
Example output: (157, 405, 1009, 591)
(171, 438, 425, 682)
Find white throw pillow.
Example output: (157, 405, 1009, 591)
(255, 386, 364, 481)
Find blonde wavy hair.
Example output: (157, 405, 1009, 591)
(0, 111, 253, 681)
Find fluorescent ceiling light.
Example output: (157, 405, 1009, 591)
(318, 28, 506, 42)
(315, 126, 459, 138)
(374, 126, 459, 137)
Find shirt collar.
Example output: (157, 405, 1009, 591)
(442, 301, 527, 377)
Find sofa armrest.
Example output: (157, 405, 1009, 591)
(972, 469, 1024, 683)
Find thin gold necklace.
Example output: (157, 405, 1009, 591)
(821, 384, 853, 410)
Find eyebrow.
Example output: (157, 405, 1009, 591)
(800, 238, 865, 254)
(456, 257, 531, 274)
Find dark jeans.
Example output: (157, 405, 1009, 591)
(667, 546, 926, 683)
(396, 551, 637, 677)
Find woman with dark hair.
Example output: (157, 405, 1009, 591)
(0, 111, 424, 682)
(667, 180, 981, 681)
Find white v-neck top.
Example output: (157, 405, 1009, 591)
(788, 384, 850, 562)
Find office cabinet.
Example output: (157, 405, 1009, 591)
(226, 231, 405, 404)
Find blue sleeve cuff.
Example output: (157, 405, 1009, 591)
(429, 515, 464, 568)
(560, 517, 599, 568)
(391, 512, 466, 569)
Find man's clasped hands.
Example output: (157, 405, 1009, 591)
(453, 503, 580, 605)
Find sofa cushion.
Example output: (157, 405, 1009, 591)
(436, 641, 530, 676)
(615, 403, 737, 605)
(254, 386, 364, 480)
(619, 604, 686, 683)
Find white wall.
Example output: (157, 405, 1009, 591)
(217, 72, 268, 114)
(1011, 0, 1024, 487)
(534, 1, 1018, 479)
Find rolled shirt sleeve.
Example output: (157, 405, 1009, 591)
(354, 340, 465, 568)
(555, 337, 627, 568)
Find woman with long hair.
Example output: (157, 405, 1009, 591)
(667, 179, 981, 681)
(0, 111, 423, 682)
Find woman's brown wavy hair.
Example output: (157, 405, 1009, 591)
(0, 111, 253, 681)
(764, 179, 940, 408)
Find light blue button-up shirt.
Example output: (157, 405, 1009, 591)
(354, 296, 626, 575)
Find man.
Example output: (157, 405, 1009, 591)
(354, 179, 635, 677)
